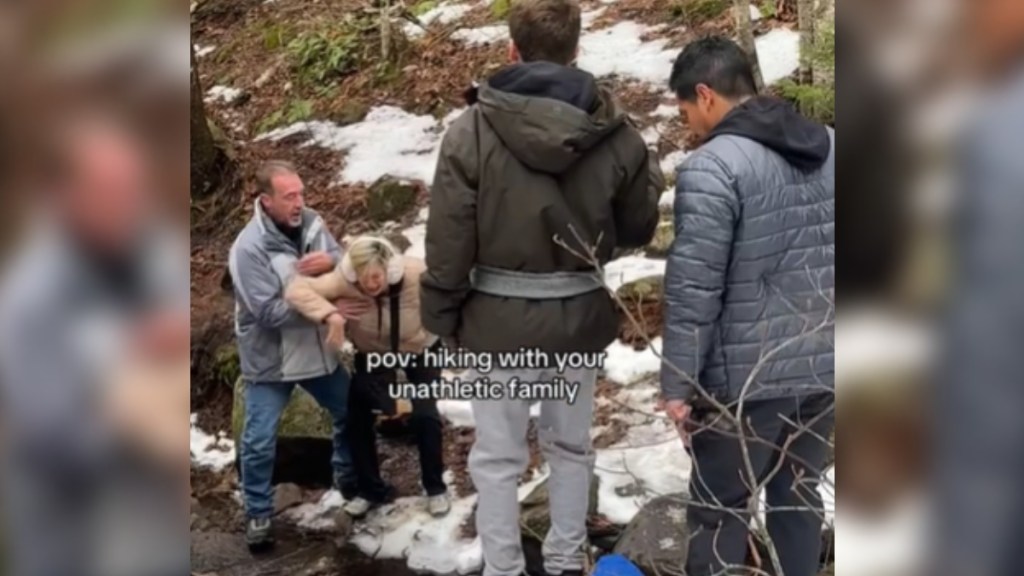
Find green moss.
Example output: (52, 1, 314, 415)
(367, 177, 419, 223)
(616, 275, 665, 303)
(645, 220, 675, 258)
(231, 379, 335, 440)
(776, 79, 834, 125)
(491, 0, 511, 20)
(758, 0, 777, 19)
(412, 0, 439, 16)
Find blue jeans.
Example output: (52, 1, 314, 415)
(240, 367, 355, 519)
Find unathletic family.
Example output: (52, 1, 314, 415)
(228, 0, 834, 574)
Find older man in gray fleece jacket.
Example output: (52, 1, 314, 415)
(661, 37, 834, 576)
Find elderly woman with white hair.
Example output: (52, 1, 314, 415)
(285, 235, 450, 518)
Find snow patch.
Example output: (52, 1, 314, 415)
(820, 466, 835, 526)
(835, 310, 934, 387)
(749, 4, 763, 21)
(652, 103, 679, 118)
(350, 494, 479, 574)
(190, 414, 236, 471)
(438, 398, 475, 428)
(640, 125, 661, 146)
(658, 189, 674, 209)
(603, 256, 666, 292)
(205, 85, 242, 104)
(452, 25, 510, 46)
(595, 435, 690, 524)
(578, 22, 675, 85)
(194, 44, 215, 58)
(258, 106, 447, 185)
(660, 149, 690, 175)
(285, 489, 345, 530)
(581, 7, 607, 29)
(603, 339, 662, 385)
(405, 3, 473, 38)
(755, 28, 801, 85)
(401, 223, 428, 259)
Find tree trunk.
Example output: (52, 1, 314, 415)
(733, 0, 765, 92)
(191, 44, 223, 198)
(797, 0, 815, 84)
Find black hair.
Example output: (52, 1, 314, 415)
(669, 36, 758, 102)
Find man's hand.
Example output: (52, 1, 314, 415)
(325, 312, 346, 349)
(297, 251, 335, 276)
(334, 297, 373, 320)
(659, 398, 693, 448)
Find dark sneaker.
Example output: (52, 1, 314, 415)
(245, 517, 274, 551)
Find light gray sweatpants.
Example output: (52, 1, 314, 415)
(468, 366, 597, 576)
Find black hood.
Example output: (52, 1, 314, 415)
(468, 62, 627, 174)
(708, 96, 831, 171)
(485, 61, 599, 112)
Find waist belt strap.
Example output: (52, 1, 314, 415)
(470, 265, 603, 299)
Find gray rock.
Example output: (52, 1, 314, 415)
(273, 483, 305, 515)
(612, 493, 690, 576)
(520, 474, 600, 543)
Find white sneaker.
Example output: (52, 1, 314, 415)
(427, 492, 451, 517)
(343, 496, 373, 519)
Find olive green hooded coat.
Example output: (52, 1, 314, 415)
(421, 62, 662, 354)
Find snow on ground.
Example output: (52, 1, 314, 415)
(205, 85, 243, 104)
(658, 189, 674, 209)
(194, 43, 215, 58)
(835, 491, 927, 576)
(577, 21, 675, 85)
(603, 256, 666, 292)
(581, 7, 607, 29)
(402, 223, 427, 259)
(820, 466, 835, 526)
(190, 414, 236, 471)
(286, 468, 550, 575)
(452, 25, 510, 46)
(258, 106, 447, 185)
(660, 149, 690, 175)
(754, 28, 801, 85)
(602, 338, 662, 385)
(640, 125, 661, 146)
(835, 309, 934, 388)
(652, 103, 679, 118)
(748, 3, 763, 21)
(405, 3, 474, 38)
(595, 436, 690, 524)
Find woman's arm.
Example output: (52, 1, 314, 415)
(284, 266, 351, 323)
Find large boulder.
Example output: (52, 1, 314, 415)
(367, 176, 419, 224)
(231, 378, 333, 440)
(612, 493, 689, 576)
(520, 474, 601, 543)
(615, 275, 663, 304)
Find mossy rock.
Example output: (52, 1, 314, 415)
(613, 493, 690, 574)
(615, 275, 664, 304)
(645, 220, 674, 259)
(230, 345, 357, 441)
(520, 474, 600, 543)
(367, 176, 419, 224)
(231, 378, 334, 441)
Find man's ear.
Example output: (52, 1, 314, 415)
(508, 42, 521, 63)
(695, 83, 715, 109)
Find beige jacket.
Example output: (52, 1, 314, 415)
(284, 251, 437, 354)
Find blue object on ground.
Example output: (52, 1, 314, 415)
(592, 554, 645, 576)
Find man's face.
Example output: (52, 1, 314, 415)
(677, 85, 719, 140)
(65, 123, 150, 250)
(261, 172, 305, 228)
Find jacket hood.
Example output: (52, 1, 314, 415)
(473, 61, 628, 174)
(707, 96, 831, 171)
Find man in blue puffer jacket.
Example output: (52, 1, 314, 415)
(660, 37, 834, 576)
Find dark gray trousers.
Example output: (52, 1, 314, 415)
(685, 393, 834, 576)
